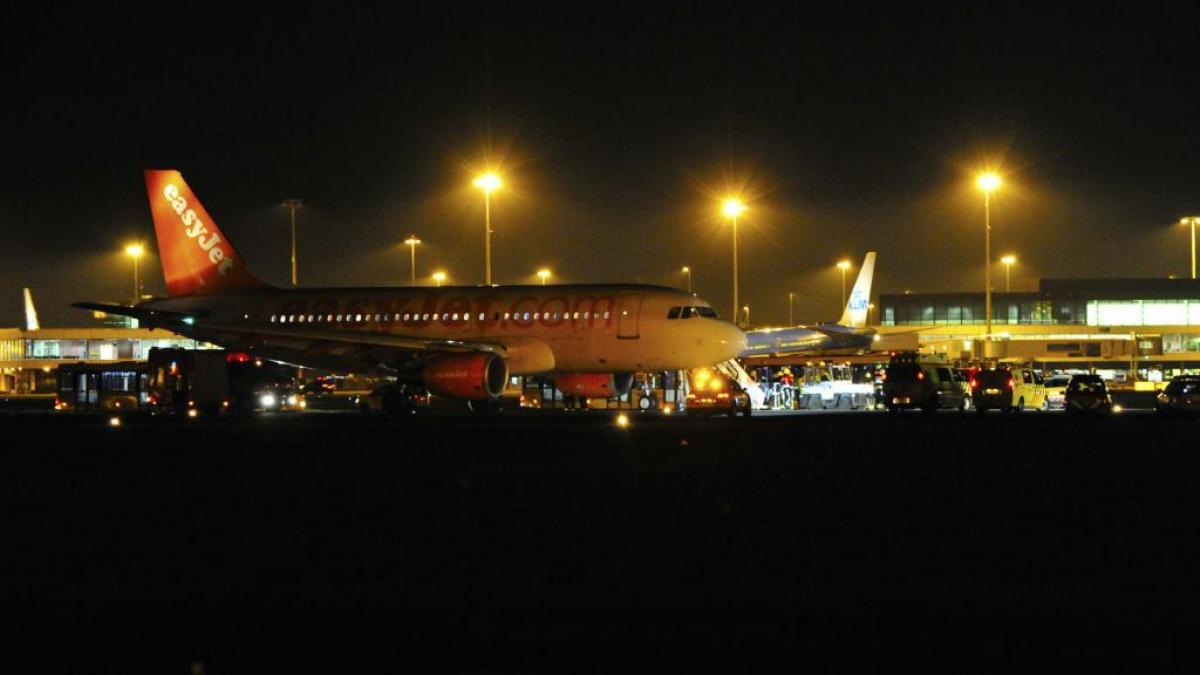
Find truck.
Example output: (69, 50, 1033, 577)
(146, 348, 304, 414)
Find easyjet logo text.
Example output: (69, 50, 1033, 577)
(163, 183, 233, 276)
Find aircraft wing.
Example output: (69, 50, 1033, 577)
(73, 301, 208, 325)
(811, 325, 874, 338)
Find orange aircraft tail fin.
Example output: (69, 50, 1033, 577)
(144, 169, 269, 296)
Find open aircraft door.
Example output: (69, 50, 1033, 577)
(617, 294, 643, 339)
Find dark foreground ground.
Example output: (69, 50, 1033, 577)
(5, 408, 1200, 671)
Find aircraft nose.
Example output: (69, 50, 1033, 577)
(712, 321, 747, 362)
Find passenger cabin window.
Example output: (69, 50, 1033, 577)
(936, 367, 953, 382)
(668, 306, 682, 319)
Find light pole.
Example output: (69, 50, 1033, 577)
(681, 266, 693, 295)
(432, 271, 446, 288)
(977, 173, 1001, 338)
(537, 268, 551, 285)
(837, 260, 851, 310)
(282, 198, 302, 288)
(788, 291, 795, 326)
(404, 235, 421, 286)
(1000, 254, 1016, 293)
(742, 305, 750, 328)
(723, 198, 747, 325)
(473, 173, 501, 285)
(124, 244, 144, 305)
(868, 302, 875, 326)
(1181, 217, 1199, 279)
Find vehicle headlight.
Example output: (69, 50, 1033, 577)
(287, 395, 298, 406)
(260, 393, 277, 408)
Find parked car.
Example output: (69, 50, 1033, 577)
(1154, 375, 1200, 415)
(882, 354, 966, 413)
(971, 367, 1047, 413)
(1063, 374, 1113, 415)
(1043, 374, 1072, 410)
(956, 367, 979, 409)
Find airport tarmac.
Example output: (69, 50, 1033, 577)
(5, 409, 1198, 670)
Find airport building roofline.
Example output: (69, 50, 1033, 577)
(882, 278, 1200, 303)
(1038, 277, 1200, 297)
(0, 326, 185, 340)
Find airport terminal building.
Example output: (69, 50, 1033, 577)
(0, 327, 205, 394)
(876, 278, 1200, 380)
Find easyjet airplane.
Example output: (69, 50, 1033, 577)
(76, 170, 746, 405)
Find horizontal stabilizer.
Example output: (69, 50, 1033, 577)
(71, 302, 207, 328)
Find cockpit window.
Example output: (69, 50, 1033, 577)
(669, 305, 720, 320)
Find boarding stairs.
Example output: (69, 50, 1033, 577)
(715, 359, 768, 409)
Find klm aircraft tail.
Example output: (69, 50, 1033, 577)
(23, 288, 40, 330)
(837, 252, 876, 329)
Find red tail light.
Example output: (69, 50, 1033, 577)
(1006, 379, 1014, 390)
(969, 379, 978, 389)
(917, 371, 925, 381)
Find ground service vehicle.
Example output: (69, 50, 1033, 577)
(882, 353, 966, 413)
(971, 367, 1047, 413)
(685, 367, 752, 418)
(147, 348, 304, 413)
(56, 362, 147, 412)
(147, 348, 230, 412)
(1154, 375, 1200, 415)
(1063, 374, 1113, 415)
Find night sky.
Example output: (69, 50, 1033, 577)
(3, 2, 1199, 328)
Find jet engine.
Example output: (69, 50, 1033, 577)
(423, 353, 508, 400)
(554, 373, 635, 399)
